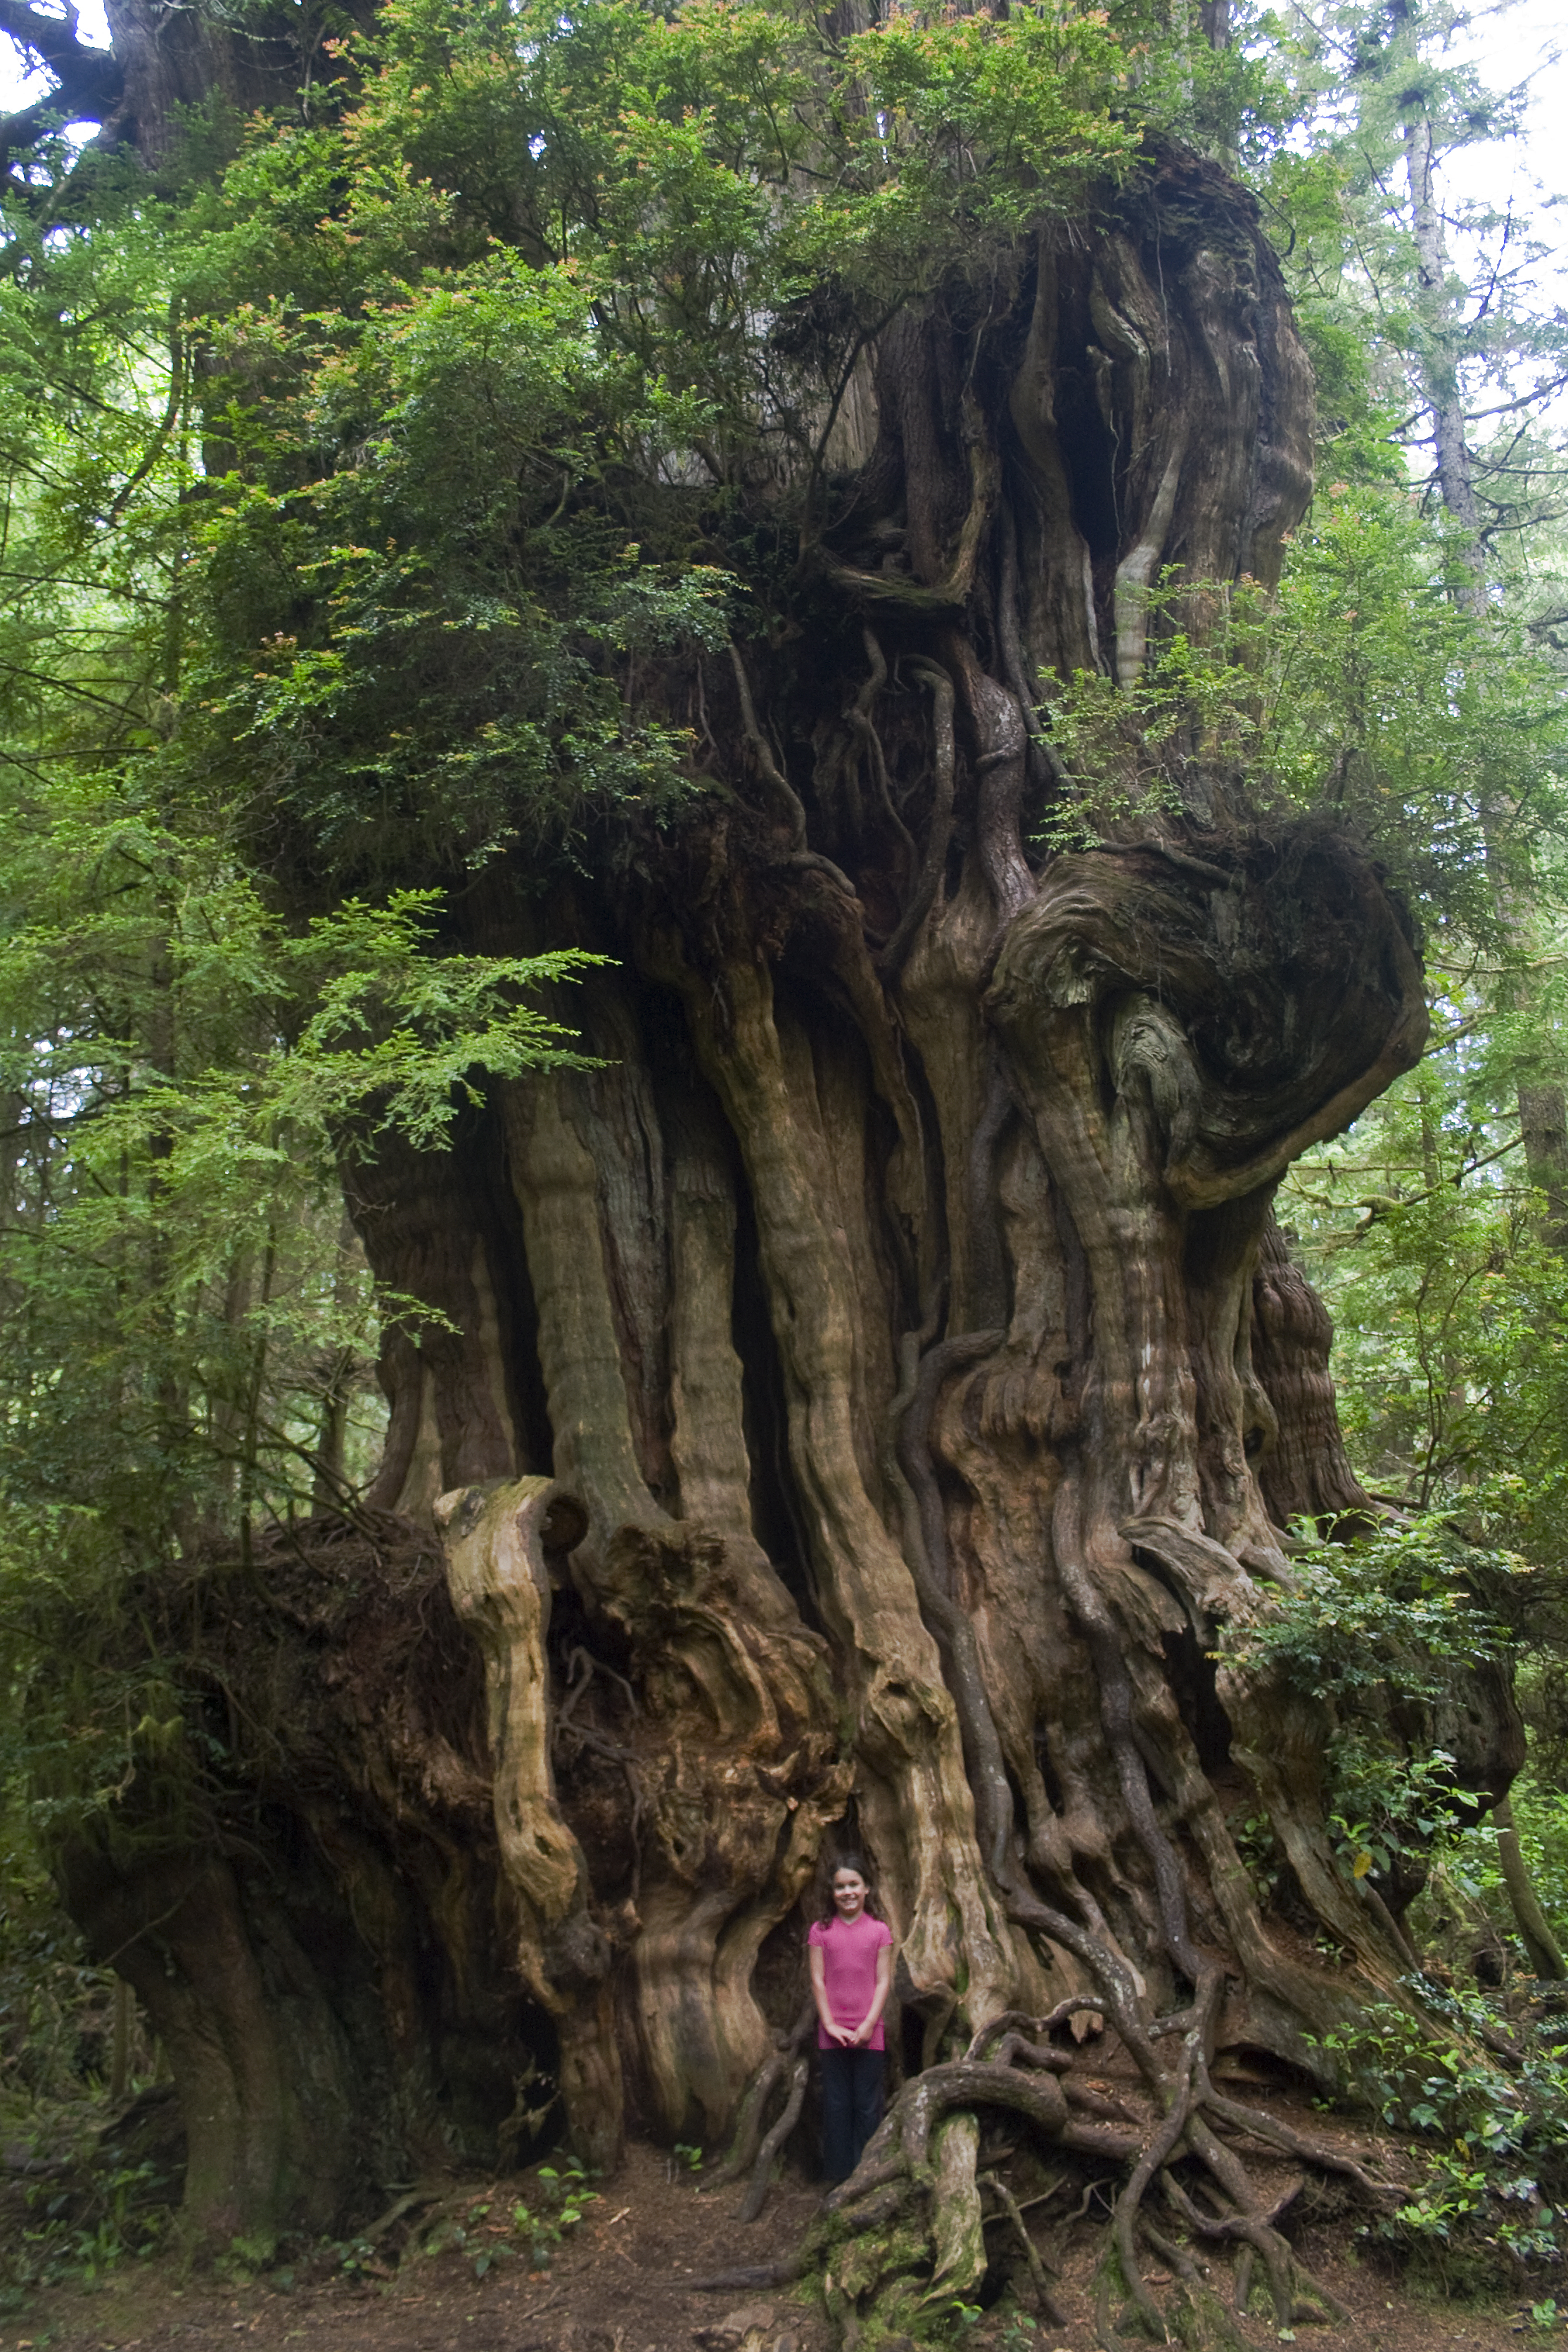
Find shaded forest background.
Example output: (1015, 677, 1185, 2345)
(4, 0, 1568, 2332)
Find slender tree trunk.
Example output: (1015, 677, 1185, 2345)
(1402, 98, 1567, 1977)
(1521, 1083, 1568, 1252)
(1403, 108, 1488, 617)
(1492, 1796, 1568, 1980)
(312, 1212, 362, 1507)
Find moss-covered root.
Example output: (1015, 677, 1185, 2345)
(1093, 2230, 1266, 2352)
(712, 2019, 1387, 2348)
(1139, 2224, 1266, 2352)
(924, 2112, 985, 2303)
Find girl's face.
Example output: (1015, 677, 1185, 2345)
(832, 1869, 868, 1921)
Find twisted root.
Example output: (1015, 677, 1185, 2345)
(733, 1995, 1397, 2346)
(705, 1999, 816, 2210)
(739, 2057, 810, 2225)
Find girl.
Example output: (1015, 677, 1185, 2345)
(808, 1853, 894, 2183)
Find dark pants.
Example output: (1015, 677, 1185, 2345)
(820, 2044, 885, 2182)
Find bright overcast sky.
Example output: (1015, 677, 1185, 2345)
(1445, 0, 1567, 312)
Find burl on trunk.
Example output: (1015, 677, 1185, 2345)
(61, 146, 1523, 2336)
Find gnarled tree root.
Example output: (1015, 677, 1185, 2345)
(751, 2009, 1395, 2347)
(739, 2057, 810, 2225)
(981, 2170, 1067, 2328)
(708, 2002, 817, 2218)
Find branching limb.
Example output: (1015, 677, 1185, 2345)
(1200, 2086, 1401, 2203)
(1232, 2244, 1254, 2315)
(1093, 2252, 1142, 2352)
(822, 2158, 907, 2216)
(1064, 2081, 1142, 2125)
(1161, 2144, 1349, 2332)
(834, 2182, 907, 2235)
(1141, 2220, 1266, 2352)
(1178, 2120, 1301, 2327)
(703, 2052, 785, 2192)
(0, 0, 120, 163)
(1109, 1986, 1215, 2344)
(704, 1999, 816, 2193)
(1038, 1995, 1107, 2035)
(964, 2012, 1073, 2070)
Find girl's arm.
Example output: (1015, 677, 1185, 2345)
(810, 1939, 853, 2046)
(850, 1938, 893, 2047)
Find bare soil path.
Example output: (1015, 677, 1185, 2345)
(5, 2142, 1555, 2352)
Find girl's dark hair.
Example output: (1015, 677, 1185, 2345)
(815, 1850, 882, 1924)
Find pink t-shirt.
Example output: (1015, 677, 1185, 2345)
(808, 1912, 893, 2050)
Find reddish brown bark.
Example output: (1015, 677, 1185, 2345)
(47, 140, 1528, 2331)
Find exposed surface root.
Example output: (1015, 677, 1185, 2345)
(739, 2057, 809, 2224)
(694, 2254, 811, 2292)
(708, 2003, 817, 2215)
(782, 2003, 1389, 2347)
(1200, 2085, 1398, 2203)
(980, 2169, 1066, 2327)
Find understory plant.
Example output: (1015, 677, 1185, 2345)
(1315, 1986, 1568, 2284)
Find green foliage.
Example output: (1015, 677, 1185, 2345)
(0, 845, 598, 1840)
(190, 251, 729, 878)
(1282, 1007, 1568, 1800)
(1223, 1515, 1514, 1701)
(140, 0, 1215, 891)
(417, 2161, 598, 2277)
(10, 2159, 173, 2291)
(1325, 1737, 1482, 1886)
(1468, 1788, 1568, 1956)
(0, 1862, 176, 2296)
(0, 125, 620, 1892)
(1253, 0, 1568, 546)
(1412, 1784, 1568, 1976)
(1287, 1010, 1568, 1476)
(1040, 478, 1568, 934)
(3, 0, 1568, 2287)
(0, 1847, 106, 2112)
(1314, 1987, 1568, 2272)
(0, 0, 1407, 2237)
(1222, 1517, 1520, 1896)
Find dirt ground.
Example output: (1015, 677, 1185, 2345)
(6, 2130, 1561, 2352)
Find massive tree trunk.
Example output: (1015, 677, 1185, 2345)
(51, 128, 1526, 2332)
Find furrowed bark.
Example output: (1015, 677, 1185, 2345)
(658, 926, 1026, 2032)
(49, 135, 1535, 2329)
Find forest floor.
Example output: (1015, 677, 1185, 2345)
(4, 2103, 1560, 2352)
